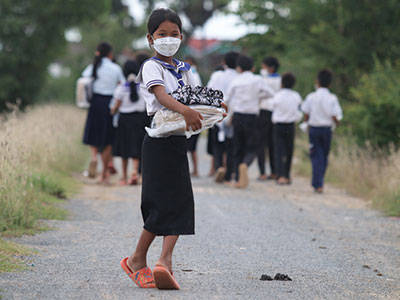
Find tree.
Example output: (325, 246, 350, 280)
(0, 0, 108, 110)
(236, 0, 400, 98)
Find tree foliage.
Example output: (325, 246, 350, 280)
(237, 0, 400, 98)
(0, 0, 108, 109)
(348, 60, 400, 150)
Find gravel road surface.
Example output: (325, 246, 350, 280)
(1, 137, 399, 300)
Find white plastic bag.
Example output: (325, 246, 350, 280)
(75, 77, 93, 108)
(146, 105, 225, 138)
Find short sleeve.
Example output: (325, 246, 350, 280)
(301, 95, 311, 114)
(82, 64, 92, 77)
(207, 71, 222, 89)
(331, 96, 343, 120)
(142, 60, 165, 92)
(117, 66, 125, 83)
(113, 84, 125, 101)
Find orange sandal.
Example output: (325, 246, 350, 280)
(153, 265, 180, 290)
(120, 257, 155, 288)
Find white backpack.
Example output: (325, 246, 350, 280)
(75, 77, 94, 108)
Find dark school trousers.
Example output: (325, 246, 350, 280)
(257, 109, 275, 175)
(232, 112, 258, 181)
(273, 123, 295, 179)
(309, 126, 332, 189)
(213, 126, 234, 181)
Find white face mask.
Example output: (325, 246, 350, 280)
(260, 69, 268, 77)
(151, 36, 181, 57)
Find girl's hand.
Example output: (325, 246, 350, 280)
(110, 106, 117, 115)
(221, 102, 228, 118)
(183, 107, 203, 131)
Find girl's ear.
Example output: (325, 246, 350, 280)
(180, 33, 183, 40)
(147, 34, 153, 45)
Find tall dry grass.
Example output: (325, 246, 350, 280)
(294, 133, 400, 216)
(0, 104, 87, 234)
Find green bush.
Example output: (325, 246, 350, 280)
(348, 60, 400, 150)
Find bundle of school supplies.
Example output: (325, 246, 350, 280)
(146, 105, 225, 138)
(169, 85, 224, 107)
(145, 86, 225, 138)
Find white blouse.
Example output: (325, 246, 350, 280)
(113, 82, 146, 113)
(82, 57, 125, 96)
(138, 58, 197, 116)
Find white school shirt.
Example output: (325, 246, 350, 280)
(138, 58, 196, 116)
(207, 68, 238, 97)
(113, 81, 146, 113)
(82, 57, 125, 95)
(191, 66, 202, 86)
(270, 88, 303, 124)
(225, 71, 275, 115)
(259, 73, 281, 111)
(301, 87, 343, 127)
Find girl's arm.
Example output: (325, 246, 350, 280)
(111, 99, 122, 115)
(152, 85, 203, 131)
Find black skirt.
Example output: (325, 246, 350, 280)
(113, 112, 149, 159)
(83, 93, 115, 147)
(141, 134, 195, 236)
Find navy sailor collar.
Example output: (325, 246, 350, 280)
(150, 56, 191, 72)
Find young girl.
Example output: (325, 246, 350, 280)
(111, 60, 149, 185)
(82, 42, 124, 183)
(120, 8, 213, 290)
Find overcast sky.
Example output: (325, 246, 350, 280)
(124, 0, 267, 40)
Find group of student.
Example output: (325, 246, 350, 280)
(82, 43, 152, 185)
(204, 52, 343, 192)
(81, 7, 343, 291)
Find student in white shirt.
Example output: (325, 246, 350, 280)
(225, 55, 275, 188)
(82, 42, 125, 184)
(111, 60, 149, 186)
(257, 57, 281, 181)
(301, 69, 343, 193)
(271, 73, 302, 185)
(207, 51, 240, 184)
(184, 56, 202, 177)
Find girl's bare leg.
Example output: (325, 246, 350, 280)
(128, 229, 156, 272)
(100, 145, 112, 180)
(90, 146, 98, 162)
(132, 158, 139, 177)
(156, 235, 179, 273)
(121, 158, 128, 182)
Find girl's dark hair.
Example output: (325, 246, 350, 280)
(92, 42, 112, 79)
(148, 8, 182, 35)
(136, 53, 150, 68)
(123, 60, 140, 102)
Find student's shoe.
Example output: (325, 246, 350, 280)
(237, 163, 249, 188)
(215, 167, 226, 183)
(88, 161, 97, 178)
(257, 174, 268, 181)
(314, 187, 323, 194)
(153, 265, 180, 290)
(120, 257, 155, 288)
(267, 174, 277, 180)
(108, 164, 118, 175)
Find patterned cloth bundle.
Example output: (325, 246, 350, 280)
(146, 86, 225, 138)
(169, 85, 224, 108)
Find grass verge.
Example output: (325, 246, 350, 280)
(294, 132, 400, 216)
(0, 104, 87, 271)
